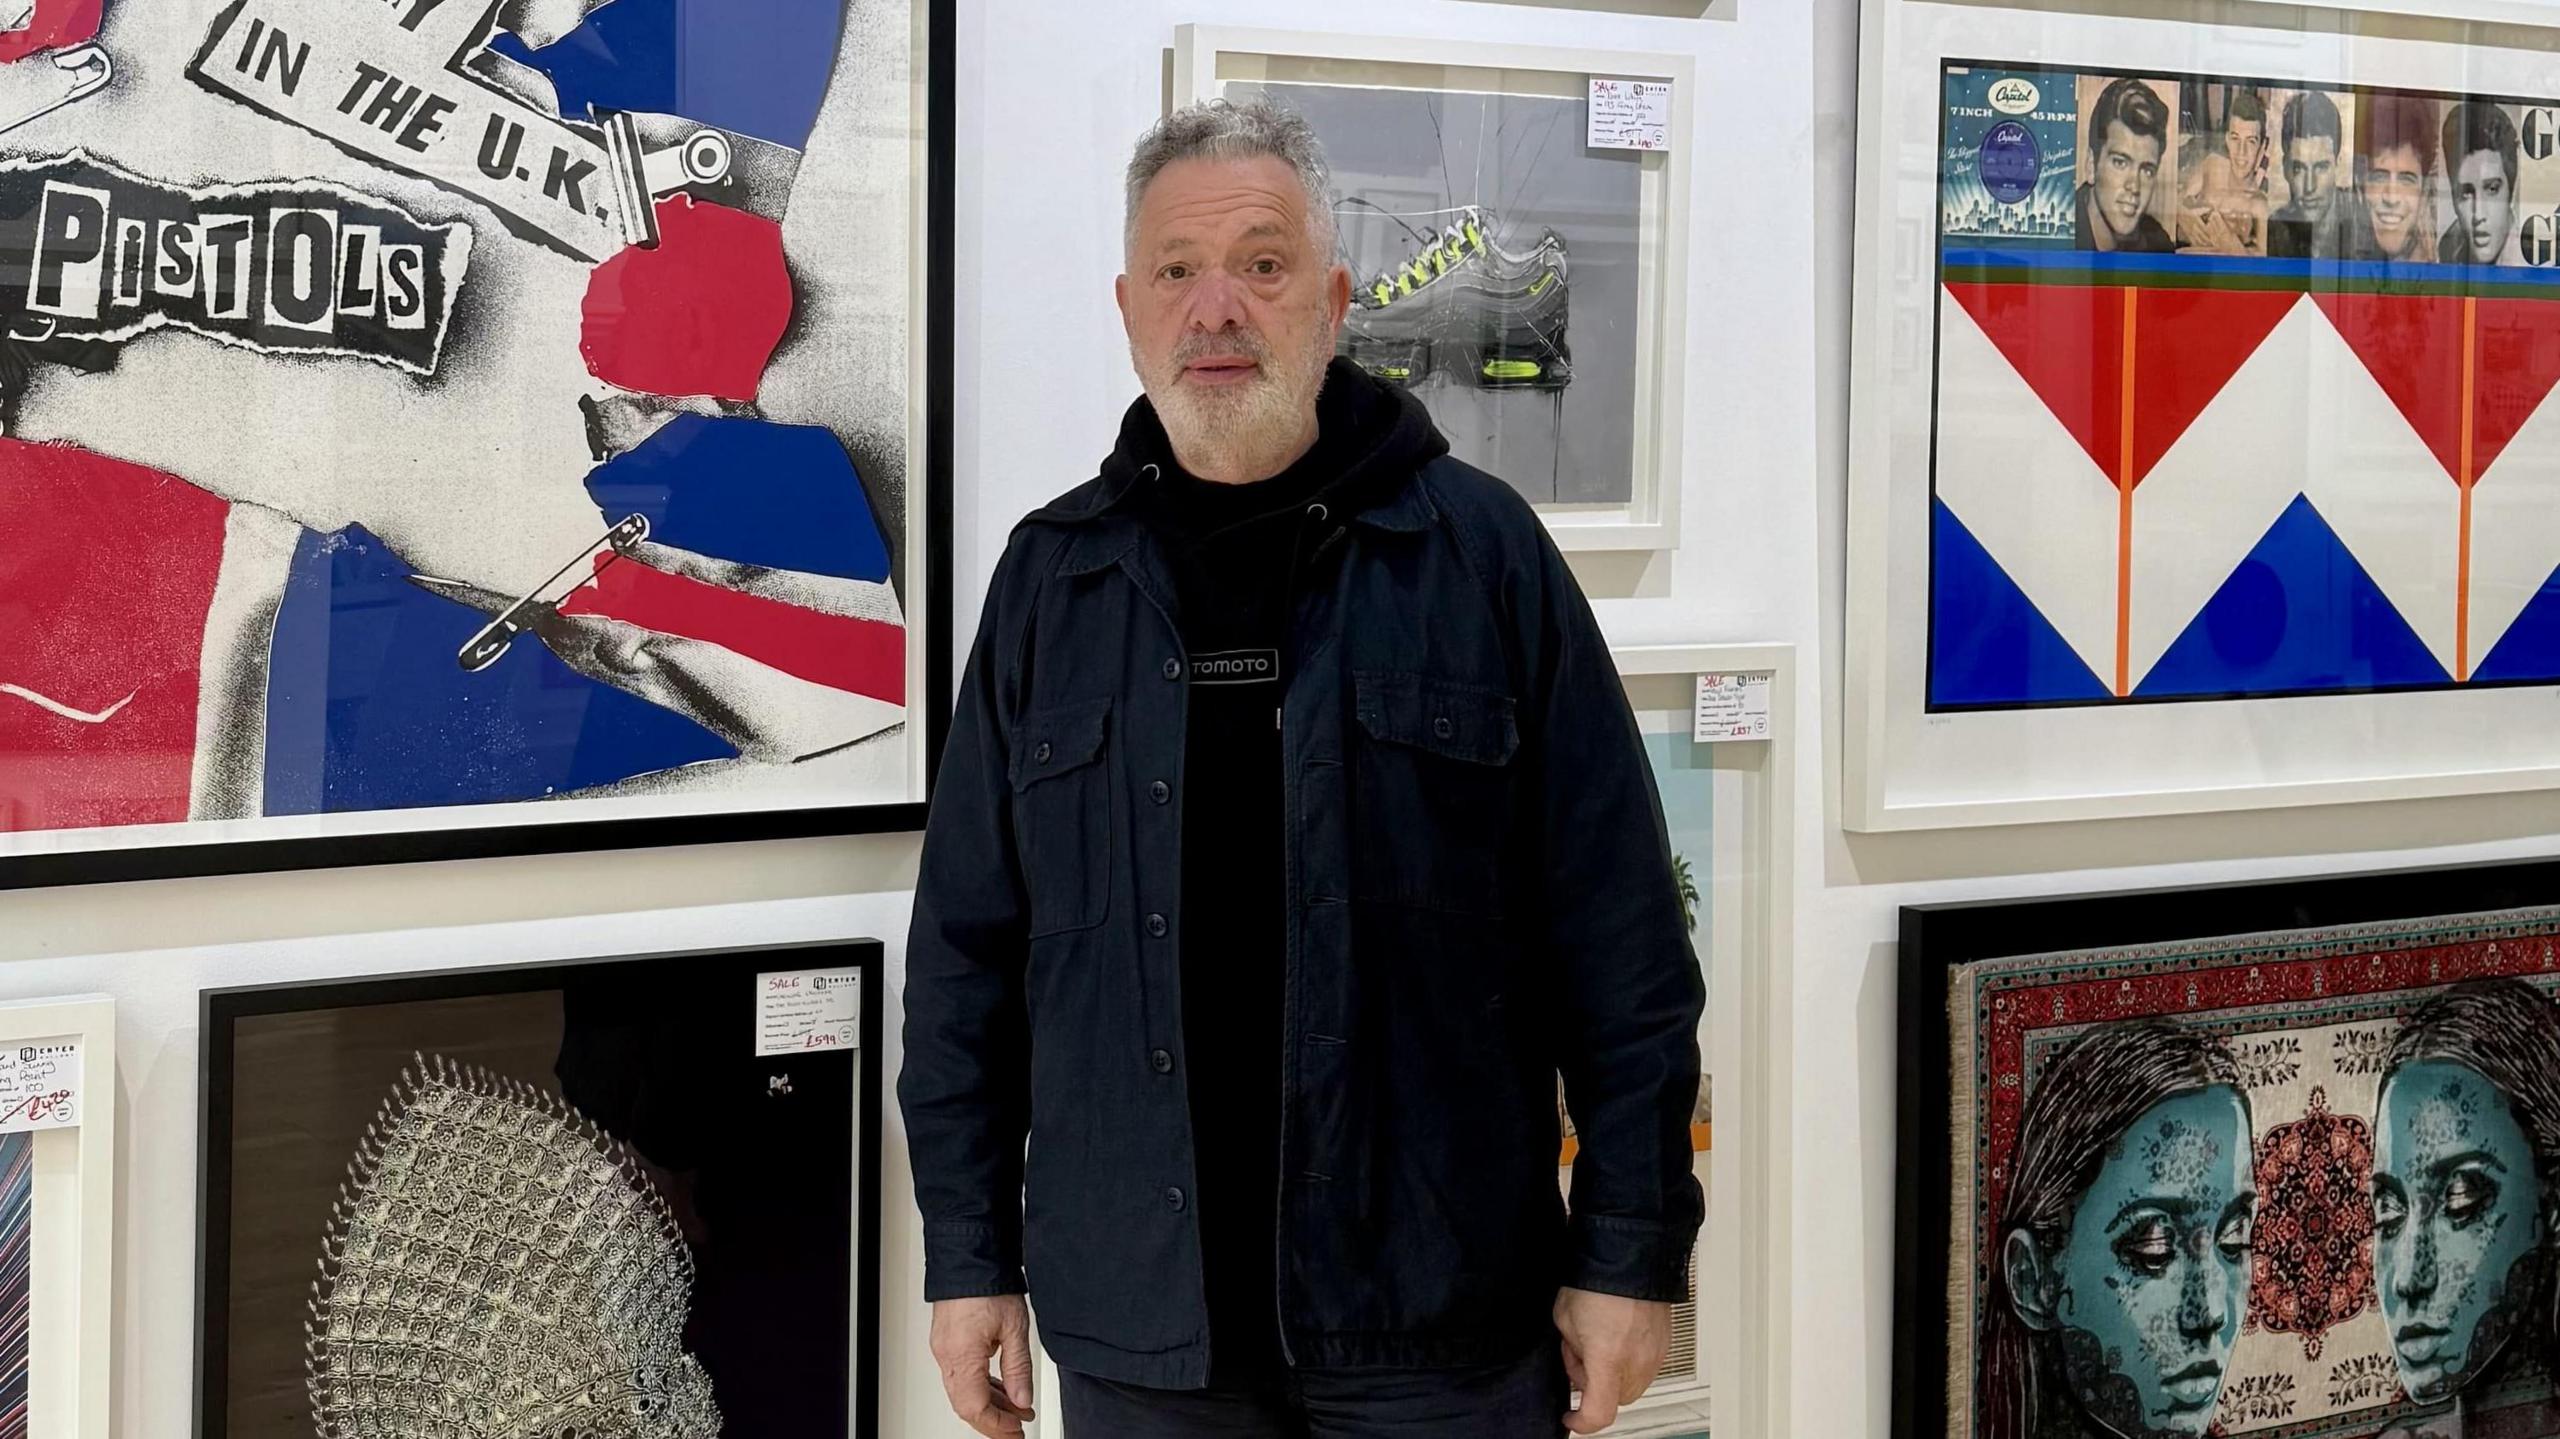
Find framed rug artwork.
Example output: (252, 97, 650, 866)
(194, 940, 882, 1439)
(1898, 857, 2560, 1439)
(0, 0, 954, 888)
(1846, 0, 2560, 828)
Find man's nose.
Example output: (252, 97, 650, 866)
(1185, 269, 1250, 331)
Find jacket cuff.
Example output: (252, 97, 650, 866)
(921, 1219, 1027, 1301)
(1563, 1213, 1695, 1303)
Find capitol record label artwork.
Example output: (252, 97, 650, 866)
(198, 944, 878, 1439)
(1935, 906, 2560, 1439)
(1843, 8, 2560, 827)
(0, 0, 946, 881)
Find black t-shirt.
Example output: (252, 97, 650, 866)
(1130, 375, 1395, 1381)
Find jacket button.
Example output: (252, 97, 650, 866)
(1433, 715, 1454, 740)
(1150, 1048, 1174, 1074)
(1149, 780, 1170, 805)
(1034, 741, 1053, 764)
(1162, 658, 1181, 681)
(1165, 1186, 1187, 1212)
(1145, 912, 1168, 938)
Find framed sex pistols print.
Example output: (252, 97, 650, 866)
(1899, 857, 2560, 1439)
(1845, 0, 2560, 828)
(0, 0, 954, 887)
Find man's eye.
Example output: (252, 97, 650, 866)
(1160, 265, 1190, 281)
(1251, 259, 1281, 275)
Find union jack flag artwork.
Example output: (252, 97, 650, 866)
(0, 0, 937, 860)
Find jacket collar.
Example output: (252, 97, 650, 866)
(1049, 463, 1434, 577)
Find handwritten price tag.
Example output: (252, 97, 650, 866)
(756, 969, 862, 1057)
(0, 1041, 80, 1134)
(1587, 77, 1673, 152)
(1693, 672, 1773, 743)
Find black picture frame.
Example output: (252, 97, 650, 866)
(1, 0, 958, 895)
(193, 938, 885, 1439)
(1892, 853, 2560, 1439)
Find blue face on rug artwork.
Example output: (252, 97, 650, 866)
(2373, 1058, 2546, 1404)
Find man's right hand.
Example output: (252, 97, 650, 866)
(930, 1294, 1038, 1437)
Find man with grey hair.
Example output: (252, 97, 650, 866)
(902, 98, 1703, 1438)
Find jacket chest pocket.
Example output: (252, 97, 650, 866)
(1349, 670, 1519, 915)
(1010, 698, 1113, 937)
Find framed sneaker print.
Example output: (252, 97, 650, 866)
(1173, 26, 1695, 552)
(1844, 0, 2560, 829)
(0, 0, 954, 889)
(195, 939, 883, 1439)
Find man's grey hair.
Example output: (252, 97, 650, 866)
(1124, 98, 1339, 262)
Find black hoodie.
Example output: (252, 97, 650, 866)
(1110, 358, 1449, 1380)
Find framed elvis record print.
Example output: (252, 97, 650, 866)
(194, 940, 882, 1439)
(1898, 857, 2560, 1439)
(1846, 0, 2560, 828)
(1174, 26, 1695, 552)
(0, 0, 954, 889)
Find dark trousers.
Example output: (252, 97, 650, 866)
(1057, 1346, 1571, 1438)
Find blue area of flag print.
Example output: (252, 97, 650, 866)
(583, 414, 891, 584)
(488, 0, 848, 151)
(260, 525, 735, 815)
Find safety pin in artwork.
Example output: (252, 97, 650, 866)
(0, 44, 112, 140)
(453, 513, 653, 673)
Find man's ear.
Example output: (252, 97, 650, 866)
(2003, 1229, 2061, 1333)
(1326, 262, 1352, 328)
(1114, 273, 1133, 336)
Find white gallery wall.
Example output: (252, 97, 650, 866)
(17, 1, 2560, 1437)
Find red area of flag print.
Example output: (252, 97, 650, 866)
(0, 0, 102, 64)
(581, 196, 794, 403)
(0, 439, 228, 832)
(561, 558, 905, 707)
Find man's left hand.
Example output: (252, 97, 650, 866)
(1553, 1286, 1673, 1434)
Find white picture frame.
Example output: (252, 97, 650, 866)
(0, 995, 115, 1439)
(1172, 25, 1695, 553)
(1843, 0, 2560, 830)
(1026, 646, 1795, 1437)
(1602, 642, 1793, 1438)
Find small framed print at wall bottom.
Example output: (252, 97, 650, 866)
(0, 997, 116, 1439)
(194, 942, 882, 1439)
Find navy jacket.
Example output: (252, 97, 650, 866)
(899, 394, 1706, 1388)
